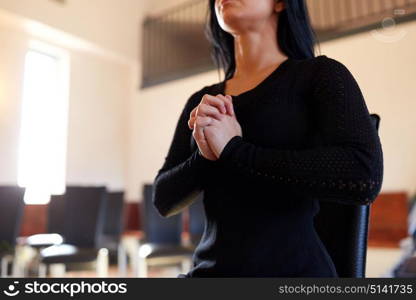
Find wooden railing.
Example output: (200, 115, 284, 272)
(141, 0, 416, 88)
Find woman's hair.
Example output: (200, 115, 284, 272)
(205, 0, 320, 81)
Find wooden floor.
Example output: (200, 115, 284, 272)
(65, 265, 182, 278)
(62, 247, 404, 278)
(366, 246, 403, 277)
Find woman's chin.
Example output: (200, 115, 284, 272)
(221, 11, 246, 30)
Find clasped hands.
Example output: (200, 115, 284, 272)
(188, 94, 242, 161)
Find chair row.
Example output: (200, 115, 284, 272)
(0, 183, 206, 278)
(0, 186, 25, 277)
(0, 185, 126, 277)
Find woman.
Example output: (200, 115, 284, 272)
(152, 0, 383, 277)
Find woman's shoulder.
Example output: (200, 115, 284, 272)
(313, 55, 356, 79)
(295, 55, 359, 89)
(297, 55, 352, 73)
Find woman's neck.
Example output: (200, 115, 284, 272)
(232, 24, 287, 79)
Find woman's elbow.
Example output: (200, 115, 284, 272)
(151, 177, 172, 218)
(354, 159, 383, 206)
(355, 179, 382, 205)
(348, 142, 383, 205)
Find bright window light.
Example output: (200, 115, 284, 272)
(18, 40, 70, 204)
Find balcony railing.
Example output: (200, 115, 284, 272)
(141, 0, 416, 88)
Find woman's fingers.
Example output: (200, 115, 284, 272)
(194, 116, 212, 142)
(188, 93, 235, 129)
(198, 104, 223, 120)
(201, 94, 227, 114)
(193, 124, 204, 141)
(189, 104, 222, 129)
(189, 95, 224, 121)
(195, 116, 212, 127)
(193, 118, 209, 142)
(193, 116, 217, 161)
(216, 94, 234, 116)
(189, 107, 197, 129)
(227, 95, 235, 116)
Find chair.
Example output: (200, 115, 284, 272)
(47, 194, 66, 235)
(409, 197, 416, 241)
(99, 191, 127, 276)
(135, 184, 194, 277)
(388, 193, 416, 277)
(394, 256, 416, 277)
(23, 195, 66, 250)
(37, 186, 109, 277)
(313, 113, 381, 277)
(188, 192, 205, 247)
(0, 186, 25, 277)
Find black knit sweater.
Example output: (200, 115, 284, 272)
(152, 55, 383, 277)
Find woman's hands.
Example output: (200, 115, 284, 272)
(188, 94, 242, 160)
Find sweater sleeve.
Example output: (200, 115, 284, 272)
(152, 88, 217, 217)
(218, 56, 384, 206)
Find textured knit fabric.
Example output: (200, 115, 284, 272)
(152, 55, 384, 277)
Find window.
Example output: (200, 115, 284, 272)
(17, 40, 70, 204)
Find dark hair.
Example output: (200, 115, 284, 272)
(205, 0, 320, 81)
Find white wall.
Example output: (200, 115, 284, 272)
(0, 0, 191, 199)
(0, 9, 131, 191)
(127, 19, 416, 202)
(0, 0, 142, 60)
(0, 25, 25, 183)
(65, 48, 130, 189)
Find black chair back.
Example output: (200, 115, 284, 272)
(0, 186, 25, 251)
(313, 113, 380, 278)
(142, 184, 182, 244)
(409, 199, 416, 240)
(103, 191, 125, 241)
(188, 192, 205, 246)
(63, 186, 107, 248)
(47, 194, 66, 234)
